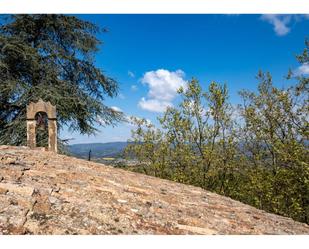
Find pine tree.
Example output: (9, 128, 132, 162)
(0, 14, 123, 146)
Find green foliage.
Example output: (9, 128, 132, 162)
(126, 41, 309, 224)
(0, 14, 123, 147)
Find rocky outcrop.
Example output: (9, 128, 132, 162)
(0, 145, 308, 235)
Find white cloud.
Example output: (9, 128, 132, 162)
(139, 98, 172, 113)
(261, 14, 309, 36)
(261, 14, 291, 36)
(111, 106, 122, 112)
(295, 63, 309, 76)
(131, 85, 138, 91)
(138, 69, 187, 113)
(128, 71, 135, 78)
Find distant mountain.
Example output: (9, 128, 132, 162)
(68, 142, 129, 159)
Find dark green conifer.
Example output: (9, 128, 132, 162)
(0, 14, 123, 146)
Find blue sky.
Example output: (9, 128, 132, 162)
(60, 14, 309, 144)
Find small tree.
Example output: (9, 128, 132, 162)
(239, 63, 308, 222)
(125, 117, 168, 178)
(169, 79, 237, 190)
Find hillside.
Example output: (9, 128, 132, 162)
(0, 145, 308, 235)
(68, 142, 128, 159)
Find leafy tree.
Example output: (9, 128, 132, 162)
(239, 55, 308, 221)
(0, 14, 123, 147)
(126, 117, 169, 178)
(127, 79, 238, 190)
(159, 80, 237, 188)
(126, 40, 309, 224)
(238, 69, 308, 222)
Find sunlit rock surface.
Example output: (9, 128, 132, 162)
(0, 146, 308, 235)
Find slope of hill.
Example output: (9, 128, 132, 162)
(0, 145, 308, 235)
(68, 142, 128, 159)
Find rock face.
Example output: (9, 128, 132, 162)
(0, 146, 308, 235)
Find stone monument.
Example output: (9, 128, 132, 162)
(26, 99, 57, 153)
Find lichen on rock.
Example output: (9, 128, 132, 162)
(0, 145, 308, 235)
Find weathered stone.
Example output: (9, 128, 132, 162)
(48, 196, 60, 205)
(26, 99, 57, 153)
(52, 186, 60, 193)
(176, 224, 217, 235)
(0, 187, 8, 195)
(6, 158, 16, 165)
(0, 183, 34, 197)
(0, 145, 308, 235)
(21, 167, 31, 171)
